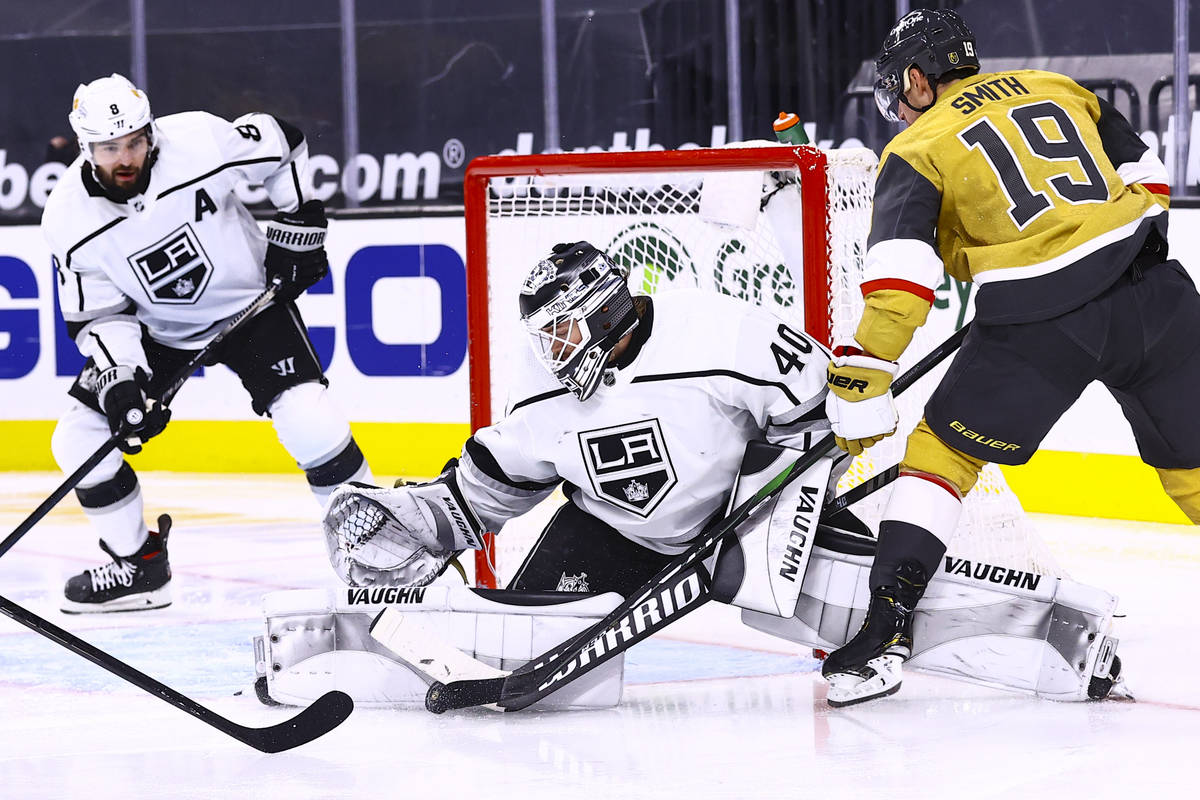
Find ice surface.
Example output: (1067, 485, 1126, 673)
(1, 472, 1196, 799)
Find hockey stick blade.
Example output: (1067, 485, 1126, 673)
(368, 607, 507, 713)
(233, 690, 354, 753)
(426, 677, 506, 714)
(462, 324, 973, 713)
(0, 594, 353, 753)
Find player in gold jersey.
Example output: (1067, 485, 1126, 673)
(820, 8, 1198, 706)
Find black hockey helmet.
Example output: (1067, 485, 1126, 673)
(519, 241, 638, 402)
(874, 8, 979, 122)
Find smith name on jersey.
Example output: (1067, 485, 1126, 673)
(42, 111, 311, 358)
(863, 69, 1170, 336)
(455, 290, 833, 555)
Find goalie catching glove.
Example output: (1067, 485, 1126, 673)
(824, 341, 899, 456)
(322, 463, 487, 588)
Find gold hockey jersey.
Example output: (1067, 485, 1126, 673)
(857, 69, 1169, 357)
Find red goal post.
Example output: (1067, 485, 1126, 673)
(464, 146, 840, 431)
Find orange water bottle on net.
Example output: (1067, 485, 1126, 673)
(773, 111, 809, 145)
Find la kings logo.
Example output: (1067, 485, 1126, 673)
(127, 223, 214, 304)
(578, 419, 677, 517)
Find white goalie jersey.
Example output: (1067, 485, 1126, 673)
(41, 110, 312, 367)
(458, 290, 834, 555)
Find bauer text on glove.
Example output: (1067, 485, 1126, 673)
(824, 345, 899, 456)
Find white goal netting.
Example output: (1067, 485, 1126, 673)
(467, 145, 1063, 588)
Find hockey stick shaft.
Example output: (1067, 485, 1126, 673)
(821, 464, 900, 518)
(0, 281, 282, 559)
(429, 323, 971, 713)
(156, 278, 283, 408)
(0, 593, 352, 752)
(0, 434, 122, 560)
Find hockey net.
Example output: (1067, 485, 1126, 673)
(463, 145, 1063, 589)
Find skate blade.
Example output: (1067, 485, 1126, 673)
(1105, 676, 1136, 702)
(61, 586, 172, 614)
(826, 654, 903, 708)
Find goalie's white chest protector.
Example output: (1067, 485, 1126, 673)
(42, 111, 302, 349)
(476, 290, 832, 555)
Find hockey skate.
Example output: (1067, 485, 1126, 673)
(62, 514, 173, 614)
(1088, 653, 1134, 701)
(821, 561, 926, 708)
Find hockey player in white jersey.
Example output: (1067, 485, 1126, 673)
(42, 74, 374, 613)
(321, 240, 843, 595)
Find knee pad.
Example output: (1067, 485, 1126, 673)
(901, 419, 988, 496)
(270, 383, 372, 498)
(1156, 467, 1200, 524)
(51, 403, 124, 488)
(269, 382, 355, 468)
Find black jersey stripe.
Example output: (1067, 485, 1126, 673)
(155, 156, 281, 200)
(88, 331, 117, 366)
(273, 116, 305, 152)
(630, 369, 802, 406)
(867, 154, 941, 250)
(290, 161, 303, 207)
(770, 401, 827, 428)
(509, 387, 572, 412)
(67, 304, 136, 340)
(1095, 96, 1149, 171)
(464, 436, 559, 491)
(64, 217, 126, 272)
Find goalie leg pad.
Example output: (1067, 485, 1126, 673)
(254, 585, 626, 710)
(711, 441, 832, 617)
(743, 536, 1121, 701)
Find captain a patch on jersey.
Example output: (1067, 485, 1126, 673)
(126, 223, 214, 304)
(578, 419, 677, 517)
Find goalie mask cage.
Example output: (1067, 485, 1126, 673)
(463, 145, 1062, 590)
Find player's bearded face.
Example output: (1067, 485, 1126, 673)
(92, 128, 152, 197)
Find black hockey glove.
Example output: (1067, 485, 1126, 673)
(264, 199, 329, 301)
(95, 365, 171, 454)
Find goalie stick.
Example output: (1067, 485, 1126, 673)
(0, 279, 353, 751)
(0, 279, 282, 560)
(387, 471, 896, 708)
(425, 323, 971, 714)
(368, 605, 508, 711)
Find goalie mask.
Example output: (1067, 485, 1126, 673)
(68, 73, 159, 167)
(874, 9, 979, 122)
(519, 242, 639, 402)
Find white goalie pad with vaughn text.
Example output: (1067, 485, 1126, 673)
(253, 584, 625, 710)
(742, 531, 1121, 701)
(710, 441, 833, 617)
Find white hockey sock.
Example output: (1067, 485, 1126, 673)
(881, 473, 964, 543)
(84, 484, 151, 557)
